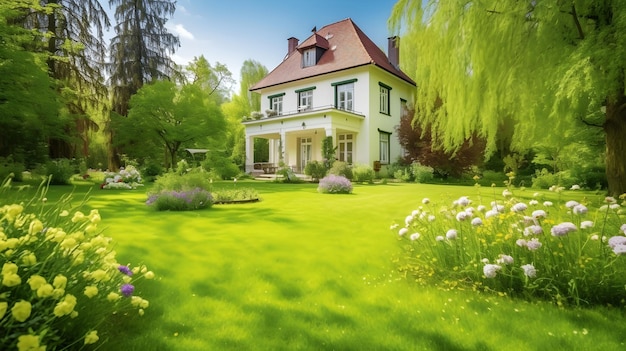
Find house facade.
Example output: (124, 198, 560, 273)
(243, 18, 416, 174)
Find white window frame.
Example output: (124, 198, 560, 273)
(298, 90, 313, 111)
(303, 48, 315, 67)
(379, 85, 390, 115)
(379, 132, 390, 164)
(337, 133, 354, 164)
(271, 96, 283, 115)
(337, 83, 354, 111)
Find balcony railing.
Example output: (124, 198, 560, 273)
(243, 105, 364, 122)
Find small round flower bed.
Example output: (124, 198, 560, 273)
(317, 174, 353, 194)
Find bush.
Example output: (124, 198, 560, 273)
(391, 188, 626, 306)
(531, 169, 577, 189)
(212, 187, 259, 203)
(140, 160, 163, 183)
(411, 162, 434, 183)
(43, 159, 74, 185)
(101, 165, 143, 190)
(317, 174, 353, 194)
(0, 179, 154, 349)
(201, 157, 240, 180)
(328, 161, 352, 180)
(147, 169, 214, 211)
(304, 161, 327, 182)
(477, 170, 507, 187)
(352, 164, 375, 183)
(0, 156, 25, 182)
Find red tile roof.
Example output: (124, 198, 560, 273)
(250, 18, 415, 91)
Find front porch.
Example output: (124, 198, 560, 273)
(243, 107, 365, 174)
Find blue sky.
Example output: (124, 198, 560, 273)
(101, 0, 400, 90)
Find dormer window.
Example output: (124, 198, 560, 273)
(302, 48, 316, 67)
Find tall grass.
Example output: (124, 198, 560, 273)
(15, 181, 626, 350)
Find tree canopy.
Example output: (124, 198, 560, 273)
(390, 0, 626, 195)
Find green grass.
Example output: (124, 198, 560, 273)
(20, 181, 626, 350)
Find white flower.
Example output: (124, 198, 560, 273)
(516, 239, 527, 247)
(398, 228, 409, 236)
(529, 200, 539, 206)
(427, 215, 436, 222)
(523, 225, 543, 236)
(502, 189, 513, 198)
(457, 196, 471, 207)
(405, 215, 414, 226)
(580, 221, 593, 229)
(422, 198, 430, 204)
(496, 254, 514, 265)
(573, 204, 588, 215)
(471, 217, 483, 226)
(565, 200, 580, 209)
(526, 238, 542, 251)
(570, 184, 581, 190)
(543, 201, 553, 207)
(456, 211, 469, 221)
(409, 233, 420, 241)
(477, 205, 486, 212)
(532, 210, 547, 219)
(521, 264, 537, 278)
(608, 236, 626, 248)
(446, 229, 458, 240)
(389, 224, 399, 230)
(483, 264, 501, 278)
(435, 236, 444, 242)
(511, 203, 528, 212)
(613, 245, 626, 255)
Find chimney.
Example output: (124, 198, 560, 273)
(288, 37, 299, 56)
(388, 36, 399, 68)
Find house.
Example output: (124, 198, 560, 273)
(243, 18, 416, 175)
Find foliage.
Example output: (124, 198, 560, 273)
(329, 161, 353, 180)
(201, 154, 240, 180)
(212, 187, 259, 203)
(275, 164, 301, 183)
(0, 179, 153, 350)
(531, 169, 577, 190)
(0, 157, 25, 182)
(410, 162, 434, 183)
(101, 165, 143, 190)
(304, 161, 327, 182)
(390, 0, 626, 195)
(351, 164, 375, 183)
(150, 169, 212, 194)
(42, 159, 75, 185)
(140, 159, 164, 183)
(146, 188, 213, 211)
(322, 136, 336, 169)
(395, 107, 484, 178)
(317, 175, 353, 194)
(392, 185, 626, 306)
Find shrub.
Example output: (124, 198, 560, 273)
(212, 187, 259, 203)
(531, 169, 577, 189)
(0, 156, 25, 182)
(411, 162, 434, 183)
(44, 159, 74, 185)
(352, 164, 375, 183)
(150, 169, 211, 194)
(140, 160, 163, 183)
(146, 188, 213, 211)
(317, 174, 353, 194)
(304, 161, 327, 182)
(391, 188, 626, 306)
(328, 161, 352, 180)
(0, 179, 154, 349)
(101, 165, 143, 190)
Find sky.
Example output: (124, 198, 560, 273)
(100, 0, 401, 93)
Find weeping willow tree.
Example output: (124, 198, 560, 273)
(390, 0, 626, 195)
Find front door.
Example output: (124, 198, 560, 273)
(300, 137, 312, 172)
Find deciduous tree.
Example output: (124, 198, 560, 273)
(391, 0, 626, 195)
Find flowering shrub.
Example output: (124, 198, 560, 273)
(391, 186, 626, 306)
(101, 165, 143, 190)
(0, 180, 154, 349)
(146, 188, 213, 211)
(317, 174, 353, 194)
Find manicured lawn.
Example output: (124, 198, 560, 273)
(31, 181, 626, 350)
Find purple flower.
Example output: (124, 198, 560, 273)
(608, 236, 626, 248)
(550, 222, 577, 237)
(118, 265, 133, 276)
(511, 203, 528, 212)
(565, 200, 579, 209)
(516, 239, 527, 247)
(120, 284, 135, 297)
(531, 210, 547, 219)
(521, 264, 537, 278)
(620, 223, 626, 234)
(580, 221, 594, 229)
(446, 229, 458, 240)
(526, 238, 542, 251)
(573, 204, 588, 215)
(471, 217, 483, 226)
(523, 225, 543, 236)
(483, 264, 501, 278)
(613, 245, 626, 255)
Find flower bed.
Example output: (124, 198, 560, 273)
(101, 165, 143, 190)
(0, 180, 153, 349)
(317, 174, 353, 194)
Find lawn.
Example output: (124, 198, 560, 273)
(22, 181, 626, 350)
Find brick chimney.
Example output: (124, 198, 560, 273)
(388, 36, 399, 68)
(288, 37, 299, 56)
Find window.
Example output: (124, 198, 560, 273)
(302, 48, 316, 67)
(337, 83, 354, 111)
(379, 82, 392, 115)
(268, 93, 285, 115)
(298, 90, 313, 111)
(379, 131, 391, 164)
(337, 134, 354, 164)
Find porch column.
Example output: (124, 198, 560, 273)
(245, 134, 254, 173)
(279, 131, 287, 165)
(325, 128, 337, 147)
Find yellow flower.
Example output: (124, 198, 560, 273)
(90, 269, 110, 282)
(72, 250, 85, 265)
(52, 288, 65, 299)
(6, 238, 19, 248)
(138, 308, 145, 316)
(131, 296, 142, 307)
(84, 285, 98, 298)
(144, 271, 155, 279)
(85, 224, 98, 234)
(28, 219, 43, 236)
(139, 299, 149, 309)
(107, 292, 121, 302)
(22, 252, 37, 266)
(59, 210, 69, 217)
(0, 301, 7, 319)
(122, 275, 132, 283)
(53, 294, 77, 317)
(60, 237, 77, 250)
(4, 204, 24, 222)
(2, 262, 18, 275)
(36, 284, 54, 298)
(84, 330, 99, 345)
(3, 273, 21, 287)
(17, 334, 45, 351)
(27, 275, 47, 290)
(11, 300, 32, 322)
(89, 209, 101, 224)
(53, 274, 67, 289)
(71, 211, 86, 223)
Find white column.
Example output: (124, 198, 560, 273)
(245, 134, 254, 173)
(279, 131, 287, 166)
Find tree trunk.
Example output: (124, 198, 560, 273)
(604, 95, 626, 196)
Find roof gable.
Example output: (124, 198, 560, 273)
(250, 18, 415, 91)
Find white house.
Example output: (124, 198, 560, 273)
(243, 18, 416, 174)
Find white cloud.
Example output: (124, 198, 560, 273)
(178, 6, 189, 15)
(170, 23, 194, 40)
